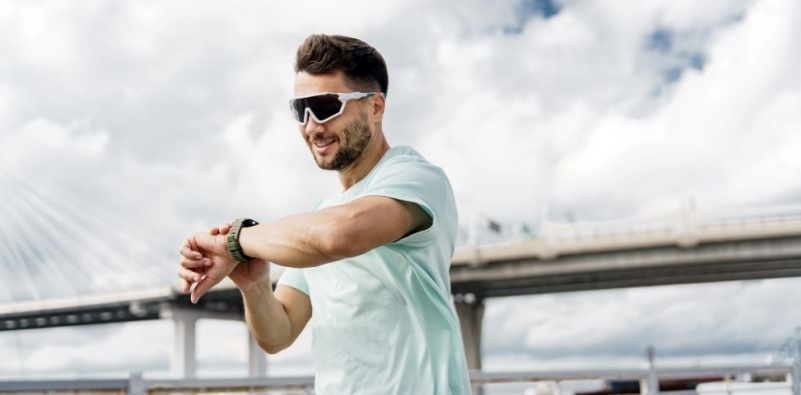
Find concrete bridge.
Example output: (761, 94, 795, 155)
(451, 202, 801, 371)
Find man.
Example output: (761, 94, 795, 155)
(178, 34, 471, 394)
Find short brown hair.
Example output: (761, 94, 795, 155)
(295, 34, 389, 95)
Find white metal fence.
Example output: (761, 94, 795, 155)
(1, 363, 798, 395)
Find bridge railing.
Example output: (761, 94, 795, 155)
(455, 202, 801, 264)
(0, 363, 797, 395)
(541, 202, 801, 246)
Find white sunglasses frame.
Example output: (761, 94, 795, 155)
(289, 91, 385, 125)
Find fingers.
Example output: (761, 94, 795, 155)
(179, 237, 203, 261)
(177, 266, 202, 284)
(210, 221, 233, 235)
(178, 229, 230, 303)
(178, 267, 204, 296)
(180, 254, 211, 269)
(191, 275, 221, 304)
(179, 236, 211, 268)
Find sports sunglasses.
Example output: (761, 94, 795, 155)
(289, 92, 385, 125)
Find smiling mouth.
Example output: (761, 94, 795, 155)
(313, 138, 336, 148)
(311, 137, 338, 154)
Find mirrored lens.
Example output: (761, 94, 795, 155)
(291, 94, 343, 124)
(291, 99, 307, 123)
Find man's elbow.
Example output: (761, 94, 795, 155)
(320, 229, 365, 259)
(264, 346, 283, 355)
(259, 340, 288, 355)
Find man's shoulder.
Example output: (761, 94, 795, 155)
(379, 145, 426, 164)
(362, 146, 456, 220)
(373, 146, 446, 178)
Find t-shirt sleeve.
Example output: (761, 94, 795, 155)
(358, 158, 450, 248)
(276, 267, 309, 296)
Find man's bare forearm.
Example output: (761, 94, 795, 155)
(240, 282, 295, 353)
(237, 197, 417, 268)
(237, 210, 347, 268)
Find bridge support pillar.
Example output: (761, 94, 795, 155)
(160, 306, 202, 378)
(161, 304, 257, 378)
(455, 294, 485, 394)
(172, 310, 198, 378)
(248, 334, 267, 377)
(455, 294, 484, 370)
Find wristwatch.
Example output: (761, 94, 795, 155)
(226, 218, 259, 263)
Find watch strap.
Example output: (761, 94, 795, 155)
(226, 218, 259, 263)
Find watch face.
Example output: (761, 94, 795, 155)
(243, 219, 259, 227)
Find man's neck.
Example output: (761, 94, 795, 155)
(337, 134, 391, 191)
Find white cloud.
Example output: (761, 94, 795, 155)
(408, 0, 778, 224)
(483, 278, 801, 368)
(550, 0, 801, 218)
(0, 322, 171, 378)
(5, 118, 108, 161)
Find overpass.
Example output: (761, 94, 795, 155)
(450, 202, 801, 370)
(452, 210, 801, 297)
(2, 200, 801, 376)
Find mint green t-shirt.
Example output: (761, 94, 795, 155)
(277, 146, 471, 394)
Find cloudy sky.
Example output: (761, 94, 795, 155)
(1, 0, 800, 380)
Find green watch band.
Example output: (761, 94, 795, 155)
(226, 218, 259, 263)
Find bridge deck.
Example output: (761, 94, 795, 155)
(3, 205, 801, 331)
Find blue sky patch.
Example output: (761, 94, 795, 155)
(504, 0, 561, 34)
(648, 29, 673, 54)
(646, 28, 707, 83)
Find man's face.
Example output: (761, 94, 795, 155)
(294, 71, 374, 171)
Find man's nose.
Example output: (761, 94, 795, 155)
(304, 114, 325, 135)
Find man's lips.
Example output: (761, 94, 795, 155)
(311, 138, 337, 154)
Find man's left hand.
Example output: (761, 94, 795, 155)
(178, 231, 238, 304)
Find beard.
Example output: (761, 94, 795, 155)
(313, 111, 372, 171)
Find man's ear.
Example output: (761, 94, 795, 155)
(370, 93, 386, 123)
